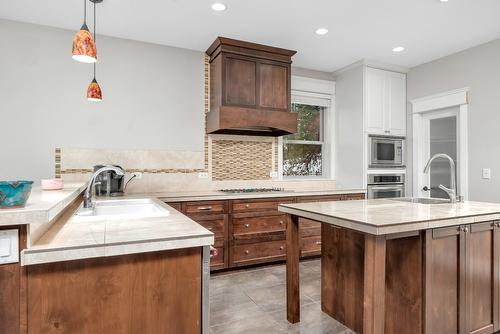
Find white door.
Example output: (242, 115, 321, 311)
(387, 72, 406, 136)
(365, 67, 385, 135)
(419, 108, 459, 198)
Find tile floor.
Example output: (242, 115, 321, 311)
(209, 259, 354, 334)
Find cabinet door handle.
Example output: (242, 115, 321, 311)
(279, 246, 284, 251)
(197, 206, 212, 211)
(244, 224, 250, 228)
(280, 220, 284, 225)
(315, 241, 322, 245)
(245, 250, 250, 254)
(245, 204, 250, 208)
(462, 226, 469, 233)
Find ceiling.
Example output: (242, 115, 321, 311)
(1, 0, 499, 72)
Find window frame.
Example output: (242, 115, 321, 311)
(282, 102, 326, 179)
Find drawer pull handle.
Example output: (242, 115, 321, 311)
(245, 204, 250, 208)
(245, 250, 250, 254)
(279, 246, 284, 251)
(463, 227, 469, 233)
(197, 207, 212, 211)
(315, 241, 322, 245)
(245, 224, 250, 228)
(280, 221, 284, 225)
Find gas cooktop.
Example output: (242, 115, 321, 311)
(218, 187, 286, 194)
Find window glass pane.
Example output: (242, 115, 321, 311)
(286, 103, 322, 141)
(283, 144, 322, 176)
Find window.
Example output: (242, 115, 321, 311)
(283, 101, 326, 177)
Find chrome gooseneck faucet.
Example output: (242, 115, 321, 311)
(423, 153, 457, 203)
(84, 165, 125, 208)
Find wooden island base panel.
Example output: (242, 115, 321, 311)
(281, 198, 500, 334)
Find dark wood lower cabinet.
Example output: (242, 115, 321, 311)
(27, 248, 202, 334)
(424, 222, 500, 334)
(166, 193, 365, 271)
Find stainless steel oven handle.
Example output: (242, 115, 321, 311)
(369, 186, 404, 191)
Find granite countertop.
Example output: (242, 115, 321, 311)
(0, 183, 87, 226)
(279, 198, 500, 235)
(148, 188, 366, 202)
(22, 198, 214, 266)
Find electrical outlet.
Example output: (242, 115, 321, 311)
(269, 171, 278, 178)
(198, 172, 209, 179)
(131, 172, 143, 179)
(482, 168, 491, 180)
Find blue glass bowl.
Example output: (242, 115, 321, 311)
(0, 181, 34, 209)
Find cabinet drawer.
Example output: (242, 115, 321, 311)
(188, 214, 226, 242)
(232, 198, 293, 212)
(301, 235, 321, 257)
(232, 240, 286, 266)
(342, 193, 365, 200)
(299, 218, 321, 229)
(185, 201, 226, 214)
(300, 227, 321, 238)
(165, 202, 182, 211)
(297, 195, 342, 203)
(210, 246, 225, 270)
(232, 214, 286, 237)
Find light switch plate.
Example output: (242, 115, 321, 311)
(0, 229, 18, 264)
(482, 168, 491, 180)
(198, 172, 209, 179)
(269, 171, 278, 178)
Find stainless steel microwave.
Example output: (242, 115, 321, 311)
(368, 135, 404, 167)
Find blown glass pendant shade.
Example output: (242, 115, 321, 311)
(72, 0, 97, 63)
(87, 77, 102, 101)
(72, 22, 97, 63)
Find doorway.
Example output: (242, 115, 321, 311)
(424, 110, 458, 198)
(411, 88, 469, 199)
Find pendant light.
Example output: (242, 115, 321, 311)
(72, 0, 97, 63)
(87, 0, 102, 101)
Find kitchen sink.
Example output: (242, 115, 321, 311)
(391, 197, 450, 204)
(75, 198, 170, 219)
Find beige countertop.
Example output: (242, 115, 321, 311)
(22, 198, 214, 266)
(279, 198, 500, 235)
(0, 183, 87, 226)
(148, 188, 366, 202)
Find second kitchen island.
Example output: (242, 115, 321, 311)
(279, 198, 500, 334)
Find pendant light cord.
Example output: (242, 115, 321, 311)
(93, 0, 97, 79)
(83, 0, 86, 23)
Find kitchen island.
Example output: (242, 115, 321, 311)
(279, 198, 500, 334)
(0, 184, 213, 334)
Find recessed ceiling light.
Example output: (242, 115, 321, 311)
(315, 28, 328, 36)
(211, 2, 227, 11)
(392, 46, 405, 53)
(440, 0, 449, 2)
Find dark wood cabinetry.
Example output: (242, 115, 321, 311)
(206, 37, 298, 136)
(166, 192, 365, 271)
(424, 222, 500, 334)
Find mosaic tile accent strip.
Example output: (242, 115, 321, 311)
(204, 54, 209, 170)
(55, 148, 61, 179)
(211, 140, 273, 181)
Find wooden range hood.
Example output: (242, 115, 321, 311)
(206, 37, 298, 136)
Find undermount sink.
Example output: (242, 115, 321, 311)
(75, 198, 170, 219)
(391, 197, 450, 204)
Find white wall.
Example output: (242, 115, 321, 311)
(0, 19, 205, 182)
(407, 38, 500, 202)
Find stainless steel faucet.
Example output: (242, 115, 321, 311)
(84, 165, 125, 208)
(423, 153, 457, 203)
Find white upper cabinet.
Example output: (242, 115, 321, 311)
(365, 67, 406, 136)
